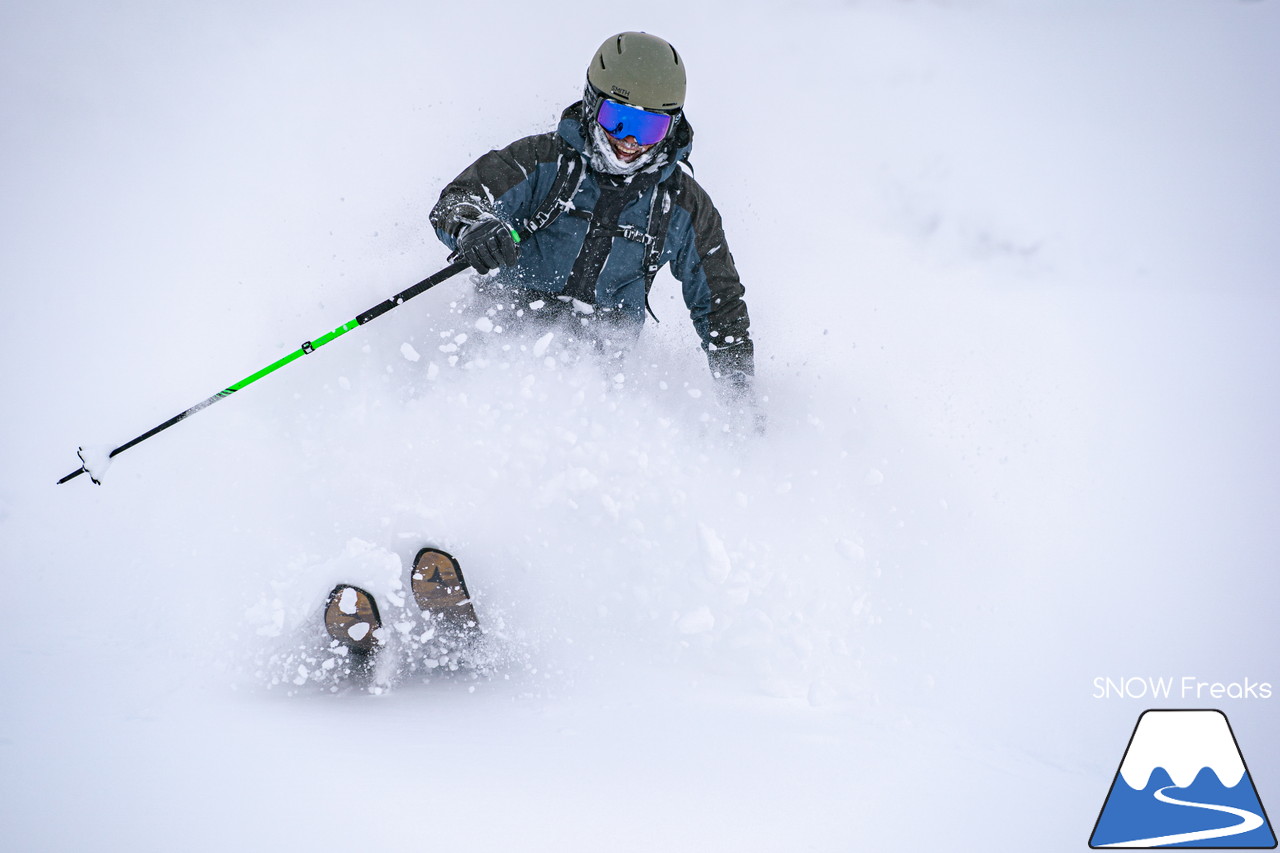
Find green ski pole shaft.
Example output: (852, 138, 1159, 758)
(58, 256, 478, 485)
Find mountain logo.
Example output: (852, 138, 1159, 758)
(1090, 709, 1276, 848)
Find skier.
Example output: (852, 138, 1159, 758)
(431, 30, 760, 422)
(324, 33, 759, 657)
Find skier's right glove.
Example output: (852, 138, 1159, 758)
(454, 216, 520, 274)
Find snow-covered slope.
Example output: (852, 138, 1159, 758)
(2, 1, 1278, 850)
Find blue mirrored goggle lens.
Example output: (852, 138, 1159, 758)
(596, 99, 673, 146)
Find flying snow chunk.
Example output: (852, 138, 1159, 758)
(347, 622, 370, 641)
(566, 467, 598, 491)
(400, 342, 421, 362)
(338, 587, 358, 615)
(474, 316, 494, 333)
(836, 539, 865, 562)
(697, 523, 732, 584)
(249, 599, 285, 637)
(678, 606, 716, 635)
(532, 332, 555, 358)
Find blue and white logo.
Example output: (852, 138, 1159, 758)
(1090, 709, 1276, 848)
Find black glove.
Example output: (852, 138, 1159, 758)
(708, 339, 766, 436)
(707, 339, 755, 387)
(454, 217, 520, 274)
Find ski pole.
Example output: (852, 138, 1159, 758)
(58, 252, 487, 485)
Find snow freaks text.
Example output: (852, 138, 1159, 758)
(1092, 676, 1273, 701)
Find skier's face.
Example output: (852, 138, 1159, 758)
(606, 133, 655, 163)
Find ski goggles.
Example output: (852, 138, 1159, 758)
(595, 98, 675, 146)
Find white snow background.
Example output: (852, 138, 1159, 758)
(3, 0, 1279, 850)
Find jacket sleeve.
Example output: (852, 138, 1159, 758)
(668, 175, 755, 378)
(430, 132, 560, 250)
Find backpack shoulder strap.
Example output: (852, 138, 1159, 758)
(639, 165, 686, 322)
(522, 148, 589, 236)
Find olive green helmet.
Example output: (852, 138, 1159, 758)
(586, 32, 686, 111)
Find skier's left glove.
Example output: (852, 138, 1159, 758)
(453, 215, 520, 274)
(708, 339, 766, 436)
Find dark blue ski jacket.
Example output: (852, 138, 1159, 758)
(430, 102, 754, 376)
